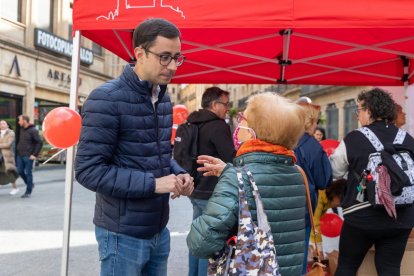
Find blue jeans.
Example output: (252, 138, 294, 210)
(16, 155, 34, 194)
(95, 226, 170, 276)
(188, 198, 209, 276)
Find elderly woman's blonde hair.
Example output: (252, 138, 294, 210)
(296, 102, 320, 134)
(244, 92, 305, 149)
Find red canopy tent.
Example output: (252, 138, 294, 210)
(72, 0, 414, 85)
(60, 1, 414, 275)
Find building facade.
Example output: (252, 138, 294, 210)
(1, 0, 126, 127)
(1, 0, 126, 159)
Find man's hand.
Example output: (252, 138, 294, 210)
(29, 155, 37, 161)
(176, 173, 194, 197)
(155, 174, 183, 195)
(196, 155, 226, 177)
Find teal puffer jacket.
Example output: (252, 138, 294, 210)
(187, 152, 306, 276)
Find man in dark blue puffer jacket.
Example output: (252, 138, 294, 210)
(75, 18, 194, 276)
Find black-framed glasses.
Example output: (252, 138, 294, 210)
(143, 48, 185, 66)
(216, 100, 231, 108)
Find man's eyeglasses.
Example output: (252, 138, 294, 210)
(237, 112, 247, 123)
(143, 48, 186, 66)
(216, 101, 231, 108)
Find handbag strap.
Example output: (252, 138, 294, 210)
(296, 165, 322, 261)
(235, 167, 271, 233)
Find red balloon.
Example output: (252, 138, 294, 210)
(320, 213, 343, 238)
(42, 107, 82, 149)
(171, 127, 177, 145)
(173, 105, 189, 125)
(320, 139, 340, 157)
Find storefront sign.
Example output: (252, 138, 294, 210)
(47, 68, 82, 89)
(35, 28, 94, 65)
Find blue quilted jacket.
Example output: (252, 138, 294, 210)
(75, 65, 185, 239)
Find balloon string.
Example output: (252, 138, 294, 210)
(41, 148, 66, 165)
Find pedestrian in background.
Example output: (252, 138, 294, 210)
(0, 120, 19, 195)
(16, 115, 43, 198)
(294, 102, 332, 274)
(182, 86, 235, 276)
(394, 103, 406, 128)
(314, 126, 326, 142)
(75, 18, 193, 276)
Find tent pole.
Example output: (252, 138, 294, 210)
(61, 30, 81, 276)
(113, 30, 134, 61)
(402, 56, 410, 134)
(278, 29, 292, 83)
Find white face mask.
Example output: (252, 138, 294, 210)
(232, 124, 257, 150)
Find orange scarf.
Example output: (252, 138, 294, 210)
(236, 139, 297, 163)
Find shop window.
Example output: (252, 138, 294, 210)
(33, 0, 53, 32)
(1, 0, 22, 22)
(326, 103, 338, 140)
(0, 93, 22, 131)
(344, 99, 358, 135)
(68, 24, 73, 41)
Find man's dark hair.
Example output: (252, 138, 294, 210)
(201, 87, 230, 109)
(357, 88, 396, 122)
(19, 114, 30, 123)
(326, 179, 346, 202)
(133, 18, 181, 49)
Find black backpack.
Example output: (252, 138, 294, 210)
(173, 121, 200, 179)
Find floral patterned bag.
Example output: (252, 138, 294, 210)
(208, 167, 281, 276)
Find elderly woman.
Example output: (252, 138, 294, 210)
(0, 120, 19, 194)
(187, 93, 307, 276)
(330, 88, 414, 276)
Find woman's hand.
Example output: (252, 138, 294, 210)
(197, 155, 226, 177)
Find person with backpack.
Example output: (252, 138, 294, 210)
(174, 86, 235, 276)
(329, 88, 414, 276)
(187, 92, 307, 275)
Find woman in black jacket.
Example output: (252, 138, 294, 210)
(330, 88, 414, 276)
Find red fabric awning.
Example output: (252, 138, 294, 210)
(73, 0, 414, 85)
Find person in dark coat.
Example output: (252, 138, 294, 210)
(75, 18, 193, 276)
(294, 102, 332, 273)
(330, 88, 414, 276)
(16, 115, 43, 198)
(185, 86, 235, 276)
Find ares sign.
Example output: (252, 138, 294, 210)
(35, 29, 93, 65)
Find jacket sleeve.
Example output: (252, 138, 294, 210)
(170, 158, 187, 175)
(210, 122, 235, 163)
(187, 165, 239, 258)
(311, 145, 332, 189)
(31, 128, 43, 157)
(75, 88, 156, 199)
(329, 140, 349, 179)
